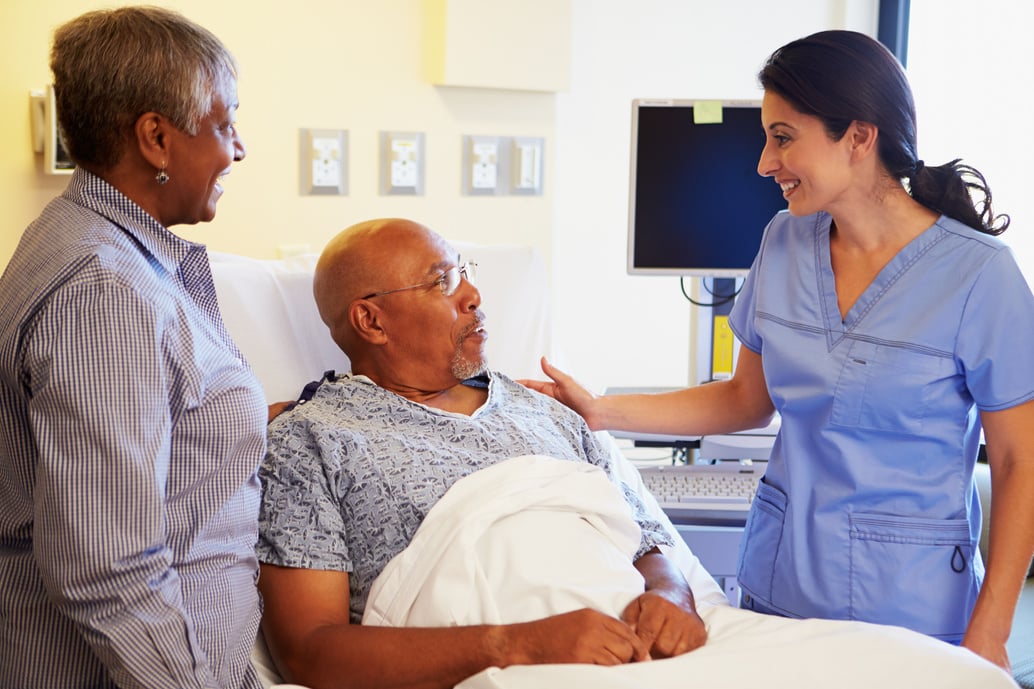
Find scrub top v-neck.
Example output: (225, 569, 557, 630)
(728, 210, 1034, 641)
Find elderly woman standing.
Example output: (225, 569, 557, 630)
(0, 7, 264, 689)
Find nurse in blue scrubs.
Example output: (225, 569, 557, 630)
(523, 30, 1034, 673)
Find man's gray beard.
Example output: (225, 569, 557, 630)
(451, 351, 487, 381)
(453, 311, 487, 380)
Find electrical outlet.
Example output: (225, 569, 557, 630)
(462, 135, 502, 195)
(299, 128, 347, 195)
(381, 131, 425, 195)
(311, 138, 341, 187)
(471, 141, 499, 189)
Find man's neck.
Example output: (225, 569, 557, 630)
(366, 373, 490, 416)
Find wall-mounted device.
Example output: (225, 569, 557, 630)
(380, 131, 425, 195)
(299, 128, 348, 195)
(462, 135, 502, 195)
(461, 135, 546, 196)
(29, 85, 74, 175)
(510, 136, 544, 195)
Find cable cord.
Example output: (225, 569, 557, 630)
(679, 276, 742, 308)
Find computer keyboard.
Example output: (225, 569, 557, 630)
(638, 462, 764, 525)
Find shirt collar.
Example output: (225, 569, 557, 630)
(460, 374, 490, 389)
(62, 167, 207, 276)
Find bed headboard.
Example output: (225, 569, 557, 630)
(209, 241, 553, 403)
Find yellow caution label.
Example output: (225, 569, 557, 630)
(712, 315, 734, 379)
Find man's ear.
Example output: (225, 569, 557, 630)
(349, 300, 388, 345)
(134, 112, 170, 170)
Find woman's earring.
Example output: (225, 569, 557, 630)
(156, 164, 170, 185)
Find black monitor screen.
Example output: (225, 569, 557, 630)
(627, 100, 787, 276)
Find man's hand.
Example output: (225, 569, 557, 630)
(621, 590, 707, 659)
(628, 549, 707, 658)
(505, 608, 650, 666)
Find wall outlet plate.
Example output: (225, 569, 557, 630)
(299, 128, 348, 195)
(510, 136, 544, 195)
(380, 131, 425, 195)
(462, 135, 505, 195)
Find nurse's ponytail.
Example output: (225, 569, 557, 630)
(907, 159, 1009, 236)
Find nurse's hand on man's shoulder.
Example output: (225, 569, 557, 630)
(517, 357, 603, 429)
(515, 356, 563, 398)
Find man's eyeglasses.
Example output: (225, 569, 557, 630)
(362, 261, 478, 300)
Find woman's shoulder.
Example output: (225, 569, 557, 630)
(925, 215, 1019, 281)
(933, 214, 1009, 250)
(1, 208, 172, 338)
(765, 209, 830, 233)
(751, 210, 829, 267)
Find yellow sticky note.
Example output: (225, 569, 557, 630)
(693, 100, 723, 124)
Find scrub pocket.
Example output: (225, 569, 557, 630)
(849, 512, 976, 640)
(737, 479, 787, 602)
(831, 341, 947, 434)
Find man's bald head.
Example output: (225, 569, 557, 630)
(313, 218, 452, 354)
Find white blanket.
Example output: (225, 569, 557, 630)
(364, 456, 1018, 689)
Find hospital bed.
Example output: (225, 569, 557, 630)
(208, 243, 1019, 689)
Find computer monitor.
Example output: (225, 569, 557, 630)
(627, 99, 786, 277)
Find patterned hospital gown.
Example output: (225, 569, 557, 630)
(257, 372, 672, 622)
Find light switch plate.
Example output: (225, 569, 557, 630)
(510, 136, 544, 195)
(299, 128, 348, 195)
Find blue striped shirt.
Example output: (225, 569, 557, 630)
(0, 169, 266, 688)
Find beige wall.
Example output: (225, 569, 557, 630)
(1, 0, 562, 267)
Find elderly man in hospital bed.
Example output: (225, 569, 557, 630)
(254, 218, 1017, 689)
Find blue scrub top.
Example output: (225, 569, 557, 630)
(729, 210, 1034, 641)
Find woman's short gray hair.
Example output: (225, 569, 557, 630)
(50, 6, 238, 171)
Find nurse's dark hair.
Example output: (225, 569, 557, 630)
(759, 30, 1009, 236)
(50, 6, 237, 171)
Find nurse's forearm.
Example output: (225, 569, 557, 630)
(594, 349, 774, 436)
(966, 449, 1034, 655)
